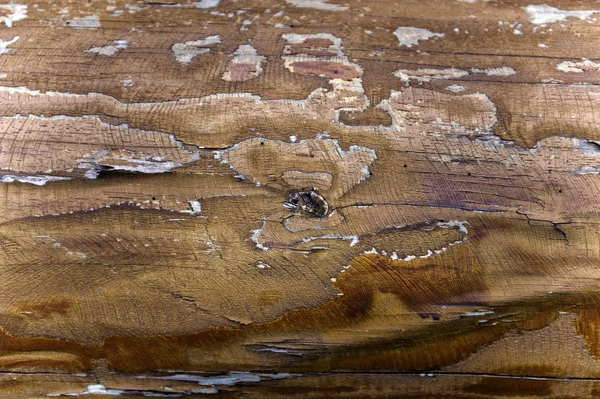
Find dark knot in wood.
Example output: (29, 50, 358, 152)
(283, 189, 329, 218)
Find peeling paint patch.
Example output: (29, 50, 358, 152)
(66, 15, 100, 29)
(282, 33, 363, 81)
(0, 174, 71, 186)
(525, 4, 599, 25)
(0, 36, 18, 55)
(0, 115, 199, 180)
(393, 27, 444, 48)
(193, 0, 220, 8)
(222, 44, 265, 82)
(384, 87, 498, 135)
(281, 33, 369, 116)
(285, 0, 347, 11)
(78, 148, 186, 179)
(556, 59, 600, 73)
(217, 138, 376, 197)
(394, 68, 468, 82)
(471, 66, 516, 76)
(0, 3, 26, 27)
(85, 40, 128, 56)
(172, 35, 221, 64)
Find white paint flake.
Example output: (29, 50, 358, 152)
(525, 4, 599, 25)
(85, 40, 128, 56)
(0, 174, 71, 186)
(556, 59, 600, 73)
(0, 3, 26, 27)
(462, 309, 494, 317)
(445, 84, 466, 93)
(0, 35, 18, 55)
(0, 85, 66, 96)
(47, 384, 123, 396)
(471, 66, 517, 76)
(124, 4, 145, 13)
(393, 27, 444, 48)
(172, 35, 221, 64)
(302, 234, 359, 247)
(193, 0, 220, 8)
(66, 15, 101, 29)
(240, 19, 253, 31)
(571, 166, 600, 174)
(251, 221, 268, 250)
(285, 0, 347, 11)
(571, 138, 600, 158)
(395, 66, 515, 82)
(438, 220, 469, 236)
(394, 68, 468, 82)
(180, 200, 202, 215)
(256, 261, 271, 269)
(141, 372, 292, 392)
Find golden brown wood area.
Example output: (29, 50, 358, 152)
(2, 0, 600, 397)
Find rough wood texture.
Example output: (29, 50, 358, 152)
(1, 0, 600, 397)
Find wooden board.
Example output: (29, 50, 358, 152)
(1, 0, 600, 397)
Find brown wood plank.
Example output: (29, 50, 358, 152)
(1, 0, 600, 397)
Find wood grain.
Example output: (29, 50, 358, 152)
(1, 0, 600, 397)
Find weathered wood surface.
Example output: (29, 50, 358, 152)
(1, 0, 600, 397)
